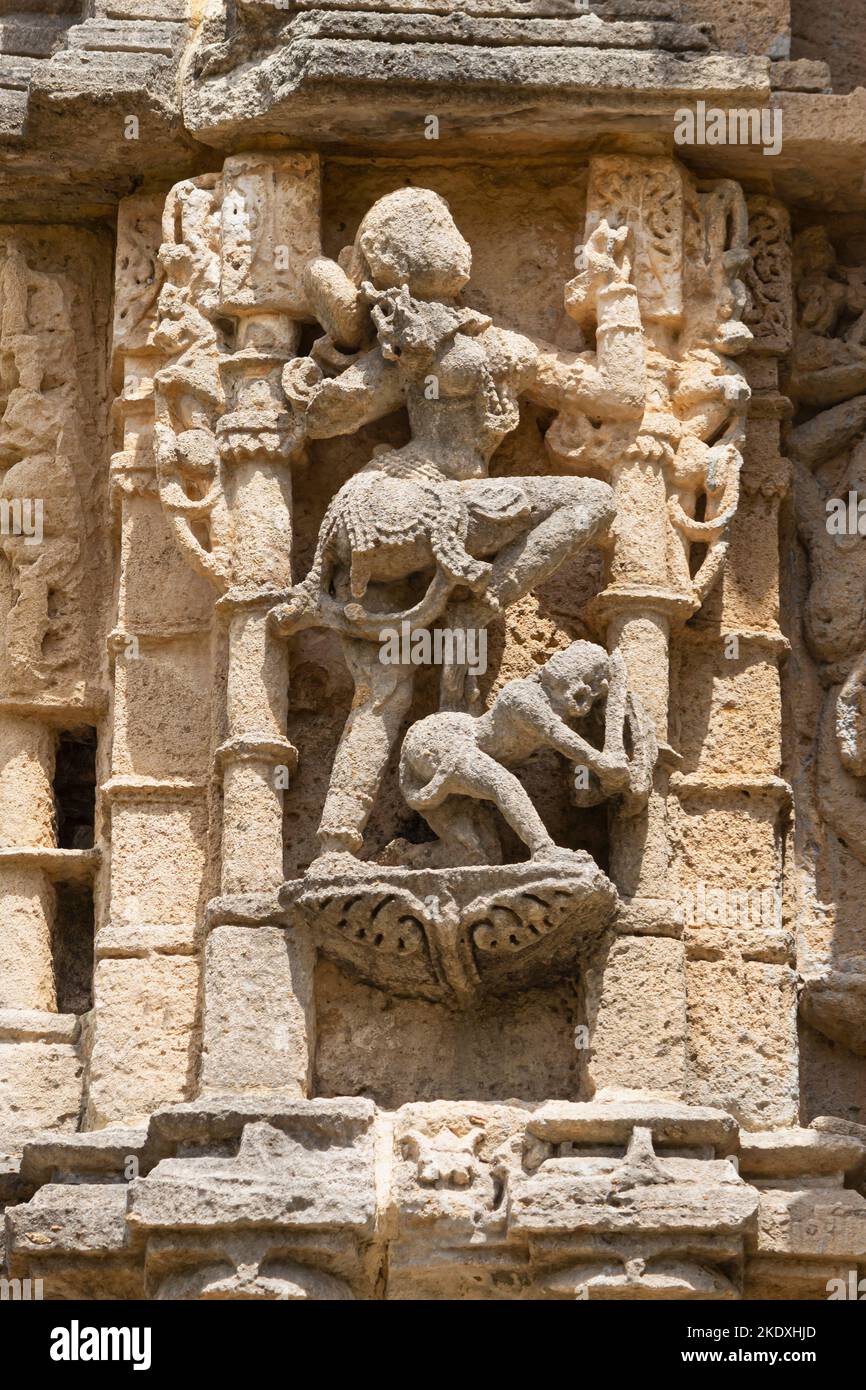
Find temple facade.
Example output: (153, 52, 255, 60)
(0, 0, 865, 1301)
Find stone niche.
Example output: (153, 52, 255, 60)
(291, 158, 599, 1104)
(0, 0, 865, 1306)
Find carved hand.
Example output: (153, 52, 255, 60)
(594, 751, 632, 794)
(564, 220, 635, 333)
(281, 356, 323, 413)
(579, 221, 632, 292)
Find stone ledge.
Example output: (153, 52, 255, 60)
(525, 1097, 740, 1152)
(615, 896, 683, 937)
(670, 772, 793, 806)
(5, 1098, 866, 1298)
(770, 58, 832, 93)
(0, 18, 71, 61)
(94, 923, 201, 960)
(0, 1010, 79, 1044)
(240, 0, 682, 16)
(753, 1189, 866, 1260)
(0, 847, 99, 882)
(739, 1128, 866, 1180)
(684, 926, 795, 966)
(183, 40, 769, 145)
(6, 1183, 132, 1257)
(147, 1095, 377, 1146)
(100, 775, 207, 802)
(67, 20, 184, 57)
(19, 1129, 154, 1186)
(95, 0, 189, 17)
(246, 11, 714, 54)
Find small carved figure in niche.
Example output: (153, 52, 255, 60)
(537, 173, 751, 608)
(270, 188, 647, 860)
(401, 1126, 484, 1189)
(656, 180, 752, 603)
(152, 178, 234, 591)
(788, 226, 866, 410)
(0, 246, 84, 692)
(788, 229, 866, 1052)
(399, 641, 656, 868)
(789, 229, 866, 869)
(794, 430, 866, 862)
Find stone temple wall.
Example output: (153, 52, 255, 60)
(0, 0, 864, 1303)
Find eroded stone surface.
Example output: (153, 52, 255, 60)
(0, 0, 864, 1306)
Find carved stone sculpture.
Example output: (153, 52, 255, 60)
(281, 639, 655, 1005)
(790, 227, 866, 863)
(271, 189, 644, 863)
(789, 227, 866, 410)
(0, 245, 86, 693)
(789, 225, 866, 1064)
(399, 641, 656, 867)
(3, 2, 866, 1313)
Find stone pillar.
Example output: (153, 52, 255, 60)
(583, 156, 754, 1104)
(582, 158, 695, 1098)
(0, 227, 112, 1133)
(84, 194, 209, 1128)
(197, 154, 321, 1100)
(0, 716, 56, 1011)
(673, 198, 798, 1129)
(589, 593, 690, 1098)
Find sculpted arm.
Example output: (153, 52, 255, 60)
(502, 685, 608, 768)
(282, 347, 403, 440)
(528, 222, 646, 422)
(303, 255, 368, 351)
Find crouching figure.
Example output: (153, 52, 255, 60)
(399, 640, 657, 867)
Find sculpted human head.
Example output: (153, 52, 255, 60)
(353, 188, 472, 301)
(539, 641, 610, 719)
(794, 225, 836, 279)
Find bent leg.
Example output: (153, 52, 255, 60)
(483, 476, 615, 609)
(417, 799, 500, 867)
(444, 749, 555, 858)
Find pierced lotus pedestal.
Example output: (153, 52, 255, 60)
(280, 855, 617, 1009)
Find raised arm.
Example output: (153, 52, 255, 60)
(528, 222, 646, 423)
